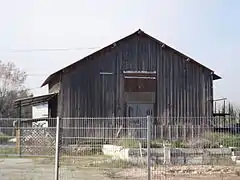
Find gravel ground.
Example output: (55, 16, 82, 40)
(0, 158, 113, 180)
(1, 157, 240, 180)
(0, 158, 54, 180)
(118, 166, 240, 180)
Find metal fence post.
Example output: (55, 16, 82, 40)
(54, 117, 60, 180)
(16, 119, 21, 157)
(147, 115, 151, 180)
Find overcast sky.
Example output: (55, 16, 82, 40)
(0, 0, 239, 105)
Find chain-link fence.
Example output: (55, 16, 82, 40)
(0, 118, 57, 180)
(58, 117, 149, 180)
(1, 116, 240, 180)
(0, 118, 18, 156)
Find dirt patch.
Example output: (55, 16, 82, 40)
(152, 165, 240, 180)
(117, 166, 240, 180)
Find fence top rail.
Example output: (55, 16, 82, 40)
(1, 116, 239, 119)
(61, 117, 148, 120)
(1, 116, 240, 124)
(0, 118, 57, 121)
(60, 116, 238, 118)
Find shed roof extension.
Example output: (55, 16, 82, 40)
(14, 93, 58, 108)
(41, 29, 221, 87)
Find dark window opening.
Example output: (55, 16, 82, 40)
(124, 78, 156, 92)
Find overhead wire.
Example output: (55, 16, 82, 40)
(0, 46, 100, 53)
(0, 46, 101, 91)
(0, 46, 100, 77)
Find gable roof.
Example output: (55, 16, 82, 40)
(41, 29, 221, 87)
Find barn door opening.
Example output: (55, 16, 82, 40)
(127, 103, 154, 117)
(123, 71, 156, 138)
(126, 103, 153, 138)
(124, 71, 156, 117)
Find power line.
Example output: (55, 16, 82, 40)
(0, 47, 100, 53)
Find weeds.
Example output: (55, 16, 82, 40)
(88, 158, 140, 169)
(171, 140, 188, 148)
(0, 133, 12, 144)
(0, 146, 16, 155)
(62, 145, 103, 156)
(203, 132, 240, 147)
(103, 170, 117, 179)
(115, 137, 164, 148)
(115, 138, 140, 148)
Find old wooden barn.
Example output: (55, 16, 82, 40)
(14, 29, 221, 139)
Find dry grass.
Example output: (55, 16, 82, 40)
(0, 146, 16, 155)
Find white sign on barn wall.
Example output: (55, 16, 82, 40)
(32, 103, 48, 127)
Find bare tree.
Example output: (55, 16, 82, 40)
(218, 102, 240, 126)
(0, 60, 32, 118)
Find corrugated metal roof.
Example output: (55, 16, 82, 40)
(41, 29, 221, 87)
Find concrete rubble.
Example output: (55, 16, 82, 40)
(102, 145, 240, 166)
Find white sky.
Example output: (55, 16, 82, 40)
(0, 0, 239, 105)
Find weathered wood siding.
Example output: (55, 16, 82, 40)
(57, 32, 214, 125)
